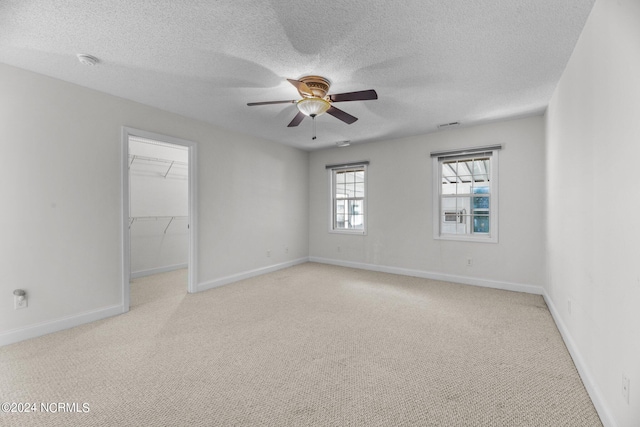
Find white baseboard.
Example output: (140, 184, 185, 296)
(196, 257, 309, 292)
(2, 259, 307, 347)
(0, 304, 124, 347)
(3, 256, 614, 427)
(131, 263, 188, 279)
(542, 291, 617, 427)
(309, 256, 543, 295)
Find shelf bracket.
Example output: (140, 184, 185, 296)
(164, 161, 175, 178)
(164, 216, 175, 234)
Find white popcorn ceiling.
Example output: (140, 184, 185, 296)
(0, 0, 595, 150)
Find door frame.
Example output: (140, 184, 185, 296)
(121, 126, 198, 312)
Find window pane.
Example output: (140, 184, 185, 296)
(442, 182, 457, 195)
(443, 162, 457, 178)
(340, 200, 363, 229)
(335, 200, 347, 228)
(472, 159, 486, 176)
(336, 171, 345, 184)
(350, 215, 364, 229)
(459, 161, 473, 176)
(458, 173, 473, 183)
(441, 196, 458, 210)
(336, 183, 347, 199)
(346, 172, 355, 184)
(472, 196, 490, 210)
(457, 182, 472, 194)
(473, 184, 490, 194)
(349, 199, 364, 216)
(342, 183, 353, 198)
(473, 215, 490, 233)
(355, 171, 364, 182)
(355, 182, 364, 197)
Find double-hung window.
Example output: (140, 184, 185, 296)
(432, 146, 500, 242)
(327, 162, 368, 234)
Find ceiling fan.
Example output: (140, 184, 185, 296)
(247, 76, 377, 138)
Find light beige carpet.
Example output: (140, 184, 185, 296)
(0, 263, 602, 426)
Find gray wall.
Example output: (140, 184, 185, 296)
(0, 63, 309, 336)
(545, 0, 640, 425)
(309, 116, 546, 290)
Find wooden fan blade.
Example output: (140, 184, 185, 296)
(287, 79, 314, 97)
(287, 111, 306, 127)
(326, 106, 358, 124)
(329, 89, 378, 103)
(247, 100, 296, 106)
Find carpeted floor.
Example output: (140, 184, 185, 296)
(0, 263, 602, 426)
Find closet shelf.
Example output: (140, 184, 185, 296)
(129, 155, 187, 178)
(129, 216, 188, 233)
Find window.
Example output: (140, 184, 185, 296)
(432, 146, 500, 242)
(328, 162, 368, 234)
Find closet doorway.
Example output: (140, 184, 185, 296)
(121, 127, 197, 312)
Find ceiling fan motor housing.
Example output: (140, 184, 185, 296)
(298, 75, 331, 98)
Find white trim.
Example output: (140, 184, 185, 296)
(131, 263, 188, 279)
(542, 291, 618, 427)
(309, 256, 542, 295)
(0, 304, 123, 347)
(197, 258, 308, 292)
(121, 129, 131, 312)
(121, 127, 198, 314)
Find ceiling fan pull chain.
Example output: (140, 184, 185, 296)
(312, 116, 317, 140)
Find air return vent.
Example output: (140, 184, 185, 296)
(438, 122, 460, 129)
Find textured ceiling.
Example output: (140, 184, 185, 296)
(0, 0, 595, 150)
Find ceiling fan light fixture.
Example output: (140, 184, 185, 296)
(296, 97, 330, 117)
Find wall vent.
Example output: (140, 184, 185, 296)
(438, 122, 460, 129)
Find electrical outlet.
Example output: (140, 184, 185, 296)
(567, 299, 572, 315)
(337, 246, 341, 253)
(622, 374, 630, 404)
(266, 250, 271, 258)
(466, 258, 473, 267)
(14, 294, 27, 310)
(285, 247, 289, 254)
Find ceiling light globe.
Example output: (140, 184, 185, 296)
(297, 97, 330, 117)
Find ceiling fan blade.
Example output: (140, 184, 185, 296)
(326, 106, 358, 124)
(287, 111, 306, 127)
(329, 89, 378, 103)
(247, 100, 296, 106)
(287, 79, 314, 97)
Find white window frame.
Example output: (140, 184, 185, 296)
(328, 163, 368, 235)
(432, 147, 500, 243)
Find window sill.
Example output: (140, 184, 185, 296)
(434, 234, 497, 243)
(329, 229, 367, 236)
